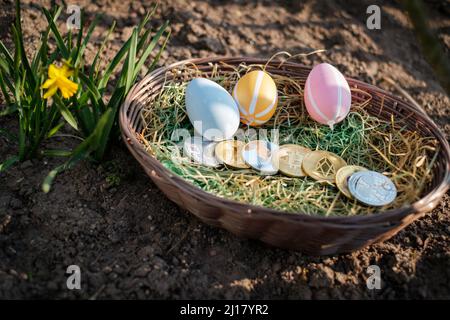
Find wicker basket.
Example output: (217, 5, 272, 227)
(119, 57, 450, 255)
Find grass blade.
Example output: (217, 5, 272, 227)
(146, 28, 170, 74)
(46, 122, 65, 138)
(42, 149, 72, 157)
(78, 73, 104, 106)
(42, 7, 70, 59)
(97, 36, 132, 91)
(41, 111, 108, 192)
(0, 54, 11, 75)
(0, 155, 19, 172)
(0, 41, 14, 67)
(125, 28, 137, 92)
(90, 20, 116, 80)
(74, 14, 100, 67)
(0, 71, 12, 106)
(14, 0, 36, 86)
(18, 118, 26, 160)
(54, 95, 78, 130)
(31, 6, 61, 74)
(42, 164, 64, 193)
(133, 21, 169, 80)
(0, 104, 18, 116)
(95, 89, 124, 160)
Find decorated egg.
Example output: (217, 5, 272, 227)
(186, 78, 240, 141)
(233, 70, 278, 126)
(304, 63, 351, 129)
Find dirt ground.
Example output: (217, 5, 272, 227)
(0, 0, 449, 299)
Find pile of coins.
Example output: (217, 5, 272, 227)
(183, 138, 397, 207)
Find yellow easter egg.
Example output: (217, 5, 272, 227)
(233, 70, 278, 126)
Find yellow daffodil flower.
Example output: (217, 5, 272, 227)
(41, 63, 78, 99)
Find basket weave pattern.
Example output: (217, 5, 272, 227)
(119, 57, 450, 255)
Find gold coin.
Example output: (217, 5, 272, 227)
(272, 144, 311, 177)
(335, 165, 368, 198)
(302, 150, 347, 182)
(215, 140, 250, 169)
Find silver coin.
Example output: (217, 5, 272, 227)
(183, 136, 220, 168)
(242, 140, 279, 175)
(348, 171, 397, 206)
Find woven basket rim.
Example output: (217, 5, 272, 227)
(120, 56, 450, 225)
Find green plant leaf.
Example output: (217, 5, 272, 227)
(125, 28, 137, 93)
(74, 14, 100, 67)
(42, 7, 70, 59)
(76, 99, 97, 136)
(46, 122, 65, 138)
(78, 73, 104, 106)
(133, 21, 169, 80)
(0, 41, 14, 67)
(31, 30, 49, 74)
(42, 164, 63, 193)
(0, 65, 15, 95)
(31, 6, 61, 73)
(95, 89, 124, 160)
(14, 0, 36, 87)
(11, 25, 22, 84)
(137, 4, 158, 32)
(54, 95, 78, 130)
(0, 155, 19, 172)
(42, 149, 72, 157)
(0, 56, 11, 76)
(90, 108, 115, 149)
(42, 108, 112, 192)
(18, 117, 26, 161)
(97, 36, 132, 92)
(90, 20, 116, 80)
(136, 28, 151, 53)
(0, 71, 12, 106)
(148, 29, 170, 74)
(0, 104, 18, 116)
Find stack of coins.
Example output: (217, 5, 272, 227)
(183, 137, 397, 207)
(347, 171, 397, 206)
(273, 147, 397, 206)
(335, 165, 368, 199)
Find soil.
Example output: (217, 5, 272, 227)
(0, 0, 449, 299)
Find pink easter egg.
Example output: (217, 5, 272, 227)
(304, 63, 351, 129)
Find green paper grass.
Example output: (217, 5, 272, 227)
(139, 62, 438, 216)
